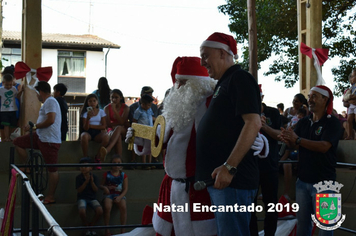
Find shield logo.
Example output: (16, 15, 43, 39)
(315, 126, 323, 135)
(315, 193, 342, 224)
(311, 181, 346, 230)
(213, 86, 221, 98)
(266, 117, 272, 126)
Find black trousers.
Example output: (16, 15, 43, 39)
(249, 171, 279, 236)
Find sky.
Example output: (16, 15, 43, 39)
(2, 0, 346, 113)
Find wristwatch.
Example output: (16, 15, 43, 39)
(295, 137, 301, 145)
(223, 162, 237, 175)
(33, 124, 37, 130)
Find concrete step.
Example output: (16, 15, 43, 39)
(9, 168, 164, 236)
(1, 141, 163, 172)
(336, 167, 356, 203)
(337, 140, 356, 164)
(6, 169, 164, 205)
(338, 203, 356, 235)
(12, 201, 154, 236)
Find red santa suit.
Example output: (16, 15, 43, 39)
(152, 57, 217, 236)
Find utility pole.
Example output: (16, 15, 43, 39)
(88, 0, 93, 34)
(247, 0, 258, 81)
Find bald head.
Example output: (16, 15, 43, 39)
(200, 46, 234, 80)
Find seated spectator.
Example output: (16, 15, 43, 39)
(53, 83, 68, 141)
(76, 157, 103, 235)
(343, 68, 356, 139)
(100, 155, 128, 235)
(283, 93, 308, 121)
(277, 103, 284, 115)
(104, 89, 130, 156)
(92, 77, 111, 109)
(80, 94, 108, 169)
(289, 107, 307, 130)
(341, 111, 347, 118)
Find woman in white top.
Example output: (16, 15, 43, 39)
(80, 94, 109, 168)
(283, 93, 308, 121)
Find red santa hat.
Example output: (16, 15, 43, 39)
(310, 85, 333, 116)
(200, 32, 238, 59)
(170, 56, 209, 84)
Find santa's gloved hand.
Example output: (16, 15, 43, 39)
(257, 133, 269, 158)
(251, 133, 269, 158)
(125, 127, 134, 143)
(251, 133, 263, 155)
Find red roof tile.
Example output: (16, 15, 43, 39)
(3, 31, 120, 49)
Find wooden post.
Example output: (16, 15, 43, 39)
(0, 0, 3, 60)
(247, 0, 258, 81)
(297, 0, 322, 97)
(21, 0, 42, 130)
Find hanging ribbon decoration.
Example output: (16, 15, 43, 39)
(300, 42, 329, 85)
(14, 62, 53, 88)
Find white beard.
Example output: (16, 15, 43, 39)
(162, 78, 217, 132)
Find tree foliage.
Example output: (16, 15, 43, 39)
(218, 0, 356, 96)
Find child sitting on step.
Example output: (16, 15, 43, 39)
(100, 155, 128, 235)
(76, 157, 103, 236)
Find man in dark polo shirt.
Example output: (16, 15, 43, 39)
(250, 85, 282, 236)
(196, 32, 262, 235)
(280, 85, 341, 236)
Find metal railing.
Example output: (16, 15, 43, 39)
(10, 164, 67, 236)
(7, 148, 356, 235)
(9, 146, 162, 235)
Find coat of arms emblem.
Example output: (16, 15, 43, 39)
(311, 181, 346, 230)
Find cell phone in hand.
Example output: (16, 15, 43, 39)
(87, 107, 93, 112)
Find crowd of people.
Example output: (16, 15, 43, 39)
(1, 31, 352, 235)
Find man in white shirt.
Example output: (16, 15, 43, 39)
(13, 81, 61, 204)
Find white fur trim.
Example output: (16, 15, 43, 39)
(311, 87, 329, 97)
(165, 123, 192, 178)
(153, 179, 217, 236)
(201, 40, 237, 59)
(175, 74, 210, 81)
(164, 100, 208, 178)
(153, 208, 217, 236)
(152, 212, 173, 236)
(133, 139, 151, 156)
(171, 181, 195, 236)
(258, 134, 269, 158)
(156, 122, 172, 144)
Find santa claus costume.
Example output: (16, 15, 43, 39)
(152, 57, 217, 236)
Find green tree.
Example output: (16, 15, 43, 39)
(218, 0, 356, 96)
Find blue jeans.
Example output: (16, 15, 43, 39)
(77, 199, 101, 210)
(296, 179, 334, 236)
(207, 186, 257, 236)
